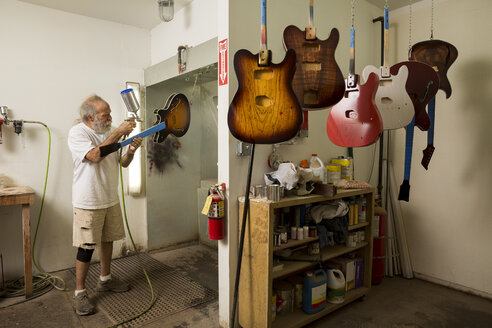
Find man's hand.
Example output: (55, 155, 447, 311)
(127, 137, 143, 154)
(116, 121, 136, 137)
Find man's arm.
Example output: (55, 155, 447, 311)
(121, 137, 143, 168)
(85, 121, 136, 163)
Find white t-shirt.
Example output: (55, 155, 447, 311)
(68, 122, 120, 209)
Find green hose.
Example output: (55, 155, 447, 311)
(107, 148, 156, 328)
(1, 121, 65, 307)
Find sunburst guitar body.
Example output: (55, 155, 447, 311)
(227, 49, 302, 144)
(153, 93, 191, 143)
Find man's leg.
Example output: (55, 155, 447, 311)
(74, 247, 95, 316)
(98, 241, 113, 277)
(75, 259, 90, 291)
(96, 241, 130, 292)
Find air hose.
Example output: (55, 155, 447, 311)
(107, 147, 156, 328)
(1, 121, 66, 307)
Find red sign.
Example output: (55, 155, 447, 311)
(219, 39, 228, 86)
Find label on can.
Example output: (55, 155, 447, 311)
(326, 164, 341, 184)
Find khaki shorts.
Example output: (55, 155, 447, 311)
(73, 204, 125, 249)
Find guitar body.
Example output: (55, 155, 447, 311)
(390, 61, 439, 131)
(362, 65, 413, 130)
(327, 72, 382, 147)
(153, 93, 191, 143)
(409, 39, 458, 99)
(283, 25, 345, 110)
(228, 48, 302, 144)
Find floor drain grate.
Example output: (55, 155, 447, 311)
(71, 253, 217, 327)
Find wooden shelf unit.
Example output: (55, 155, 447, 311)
(238, 188, 375, 328)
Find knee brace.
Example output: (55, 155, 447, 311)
(76, 247, 94, 263)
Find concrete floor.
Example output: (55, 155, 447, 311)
(1, 243, 492, 328)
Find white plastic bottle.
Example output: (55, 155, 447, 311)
(310, 154, 326, 183)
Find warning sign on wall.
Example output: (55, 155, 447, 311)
(219, 39, 228, 86)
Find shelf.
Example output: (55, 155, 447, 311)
(272, 287, 369, 328)
(240, 188, 374, 209)
(238, 188, 375, 328)
(273, 242, 369, 279)
(348, 221, 369, 231)
(274, 237, 319, 251)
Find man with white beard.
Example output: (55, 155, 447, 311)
(67, 94, 142, 315)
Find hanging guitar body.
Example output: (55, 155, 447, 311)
(409, 39, 458, 99)
(153, 93, 191, 143)
(283, 25, 345, 109)
(327, 72, 382, 147)
(390, 61, 439, 131)
(362, 65, 413, 130)
(227, 49, 302, 144)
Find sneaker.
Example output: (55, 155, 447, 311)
(74, 291, 95, 316)
(96, 277, 130, 293)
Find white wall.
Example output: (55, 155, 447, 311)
(151, 0, 218, 65)
(219, 0, 381, 325)
(390, 0, 492, 297)
(0, 0, 150, 279)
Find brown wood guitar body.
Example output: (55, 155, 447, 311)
(283, 25, 345, 110)
(228, 49, 302, 144)
(409, 39, 458, 99)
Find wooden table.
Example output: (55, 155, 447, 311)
(0, 186, 35, 298)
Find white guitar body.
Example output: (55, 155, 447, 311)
(362, 65, 413, 130)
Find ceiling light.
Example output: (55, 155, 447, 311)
(158, 0, 174, 22)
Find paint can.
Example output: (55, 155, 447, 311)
(268, 184, 281, 202)
(288, 275, 304, 309)
(291, 226, 297, 240)
(331, 157, 352, 180)
(326, 164, 342, 184)
(308, 242, 320, 255)
(274, 281, 294, 315)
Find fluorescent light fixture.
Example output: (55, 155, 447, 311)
(125, 81, 144, 196)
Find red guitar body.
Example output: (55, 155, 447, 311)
(327, 72, 382, 147)
(390, 61, 439, 131)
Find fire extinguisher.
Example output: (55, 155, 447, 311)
(208, 183, 225, 240)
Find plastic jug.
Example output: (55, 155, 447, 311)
(326, 267, 345, 304)
(302, 269, 327, 314)
(310, 154, 326, 183)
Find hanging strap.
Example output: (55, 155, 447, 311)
(398, 117, 415, 201)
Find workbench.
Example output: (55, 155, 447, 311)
(0, 186, 35, 298)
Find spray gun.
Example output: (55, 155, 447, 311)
(120, 88, 142, 122)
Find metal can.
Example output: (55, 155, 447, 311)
(326, 164, 342, 184)
(331, 156, 352, 180)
